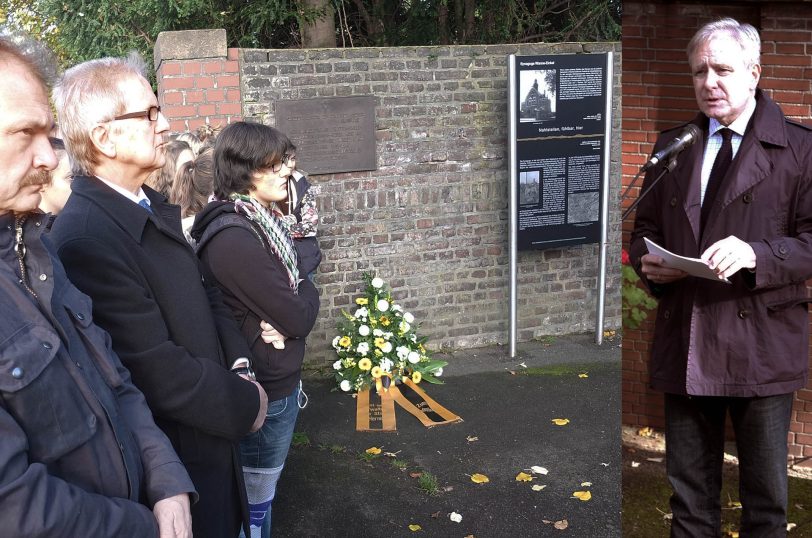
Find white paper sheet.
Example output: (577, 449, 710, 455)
(644, 237, 730, 283)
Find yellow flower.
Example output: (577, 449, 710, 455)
(418, 344, 426, 353)
(374, 349, 383, 357)
(355, 297, 368, 305)
(339, 336, 351, 348)
(380, 315, 391, 326)
(412, 371, 422, 384)
(371, 366, 383, 378)
(374, 337, 386, 349)
(358, 358, 372, 371)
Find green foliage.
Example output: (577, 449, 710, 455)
(622, 264, 657, 331)
(4, 1, 619, 75)
(416, 471, 440, 496)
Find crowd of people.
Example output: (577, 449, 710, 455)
(0, 33, 320, 538)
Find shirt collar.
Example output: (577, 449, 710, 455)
(709, 96, 757, 138)
(95, 176, 151, 206)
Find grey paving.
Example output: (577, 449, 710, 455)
(273, 334, 622, 537)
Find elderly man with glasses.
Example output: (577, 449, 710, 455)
(49, 54, 269, 538)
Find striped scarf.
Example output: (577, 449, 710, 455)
(230, 194, 299, 293)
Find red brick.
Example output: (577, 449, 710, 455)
(227, 48, 240, 60)
(216, 75, 240, 88)
(182, 61, 201, 75)
(206, 89, 225, 102)
(203, 61, 223, 74)
(163, 104, 196, 118)
(162, 91, 183, 105)
(185, 90, 204, 104)
(217, 102, 242, 115)
(159, 62, 182, 76)
(224, 60, 240, 73)
(197, 104, 216, 116)
(195, 77, 215, 89)
(161, 77, 195, 90)
(225, 89, 242, 101)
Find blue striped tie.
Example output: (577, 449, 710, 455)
(138, 199, 153, 214)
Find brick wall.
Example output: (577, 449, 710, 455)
(622, 1, 812, 462)
(155, 33, 623, 365)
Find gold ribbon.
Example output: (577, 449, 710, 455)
(355, 378, 462, 431)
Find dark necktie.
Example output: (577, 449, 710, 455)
(138, 199, 153, 214)
(701, 127, 733, 233)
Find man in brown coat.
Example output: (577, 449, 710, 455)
(0, 33, 195, 538)
(630, 18, 812, 537)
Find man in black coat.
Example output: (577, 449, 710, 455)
(49, 54, 268, 538)
(0, 35, 195, 538)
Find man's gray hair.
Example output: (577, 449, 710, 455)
(687, 17, 761, 69)
(52, 52, 149, 175)
(0, 27, 58, 88)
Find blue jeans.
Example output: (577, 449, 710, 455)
(664, 392, 793, 538)
(239, 383, 303, 538)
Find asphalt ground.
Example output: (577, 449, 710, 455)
(272, 334, 622, 537)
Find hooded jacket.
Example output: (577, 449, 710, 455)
(192, 201, 320, 401)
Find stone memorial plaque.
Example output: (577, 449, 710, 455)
(275, 96, 377, 175)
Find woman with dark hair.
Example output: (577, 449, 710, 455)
(191, 122, 319, 538)
(170, 147, 215, 243)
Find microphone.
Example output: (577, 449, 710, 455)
(642, 124, 701, 171)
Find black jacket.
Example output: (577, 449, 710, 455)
(49, 177, 259, 538)
(192, 201, 320, 401)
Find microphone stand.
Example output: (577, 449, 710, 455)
(621, 156, 679, 221)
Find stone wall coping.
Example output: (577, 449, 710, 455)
(154, 29, 227, 70)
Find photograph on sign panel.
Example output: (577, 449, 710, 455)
(519, 69, 557, 122)
(519, 170, 540, 205)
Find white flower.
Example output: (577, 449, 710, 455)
(333, 360, 342, 370)
(340, 379, 352, 392)
(381, 342, 393, 353)
(354, 307, 368, 319)
(391, 304, 403, 313)
(377, 299, 389, 312)
(332, 336, 340, 348)
(371, 277, 384, 288)
(399, 321, 411, 333)
(357, 342, 370, 355)
(380, 358, 394, 372)
(449, 512, 462, 523)
(435, 367, 443, 377)
(373, 328, 384, 337)
(358, 325, 370, 336)
(409, 334, 417, 343)
(396, 346, 410, 360)
(407, 351, 420, 364)
(404, 312, 415, 323)
(384, 332, 393, 339)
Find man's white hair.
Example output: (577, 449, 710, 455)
(52, 52, 149, 175)
(687, 17, 761, 69)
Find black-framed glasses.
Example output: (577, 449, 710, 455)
(112, 106, 161, 122)
(271, 153, 296, 173)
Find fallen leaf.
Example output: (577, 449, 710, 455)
(601, 462, 610, 467)
(727, 532, 739, 538)
(408, 524, 421, 531)
(531, 484, 547, 491)
(572, 490, 592, 501)
(638, 426, 653, 437)
(470, 473, 490, 484)
(384, 451, 400, 458)
(581, 481, 592, 487)
(646, 457, 663, 463)
(519, 362, 527, 368)
(554, 520, 569, 530)
(409, 472, 422, 478)
(663, 513, 673, 521)
(430, 511, 441, 519)
(603, 329, 616, 337)
(530, 466, 549, 475)
(515, 472, 533, 482)
(788, 523, 797, 531)
(466, 436, 479, 442)
(508, 370, 517, 375)
(631, 461, 640, 468)
(551, 418, 570, 426)
(464, 535, 475, 538)
(442, 485, 454, 492)
(578, 373, 589, 378)
(727, 500, 742, 509)
(365, 446, 382, 455)
(542, 520, 552, 524)
(449, 512, 462, 523)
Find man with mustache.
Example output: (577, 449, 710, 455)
(629, 18, 812, 536)
(48, 54, 268, 538)
(0, 34, 195, 537)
